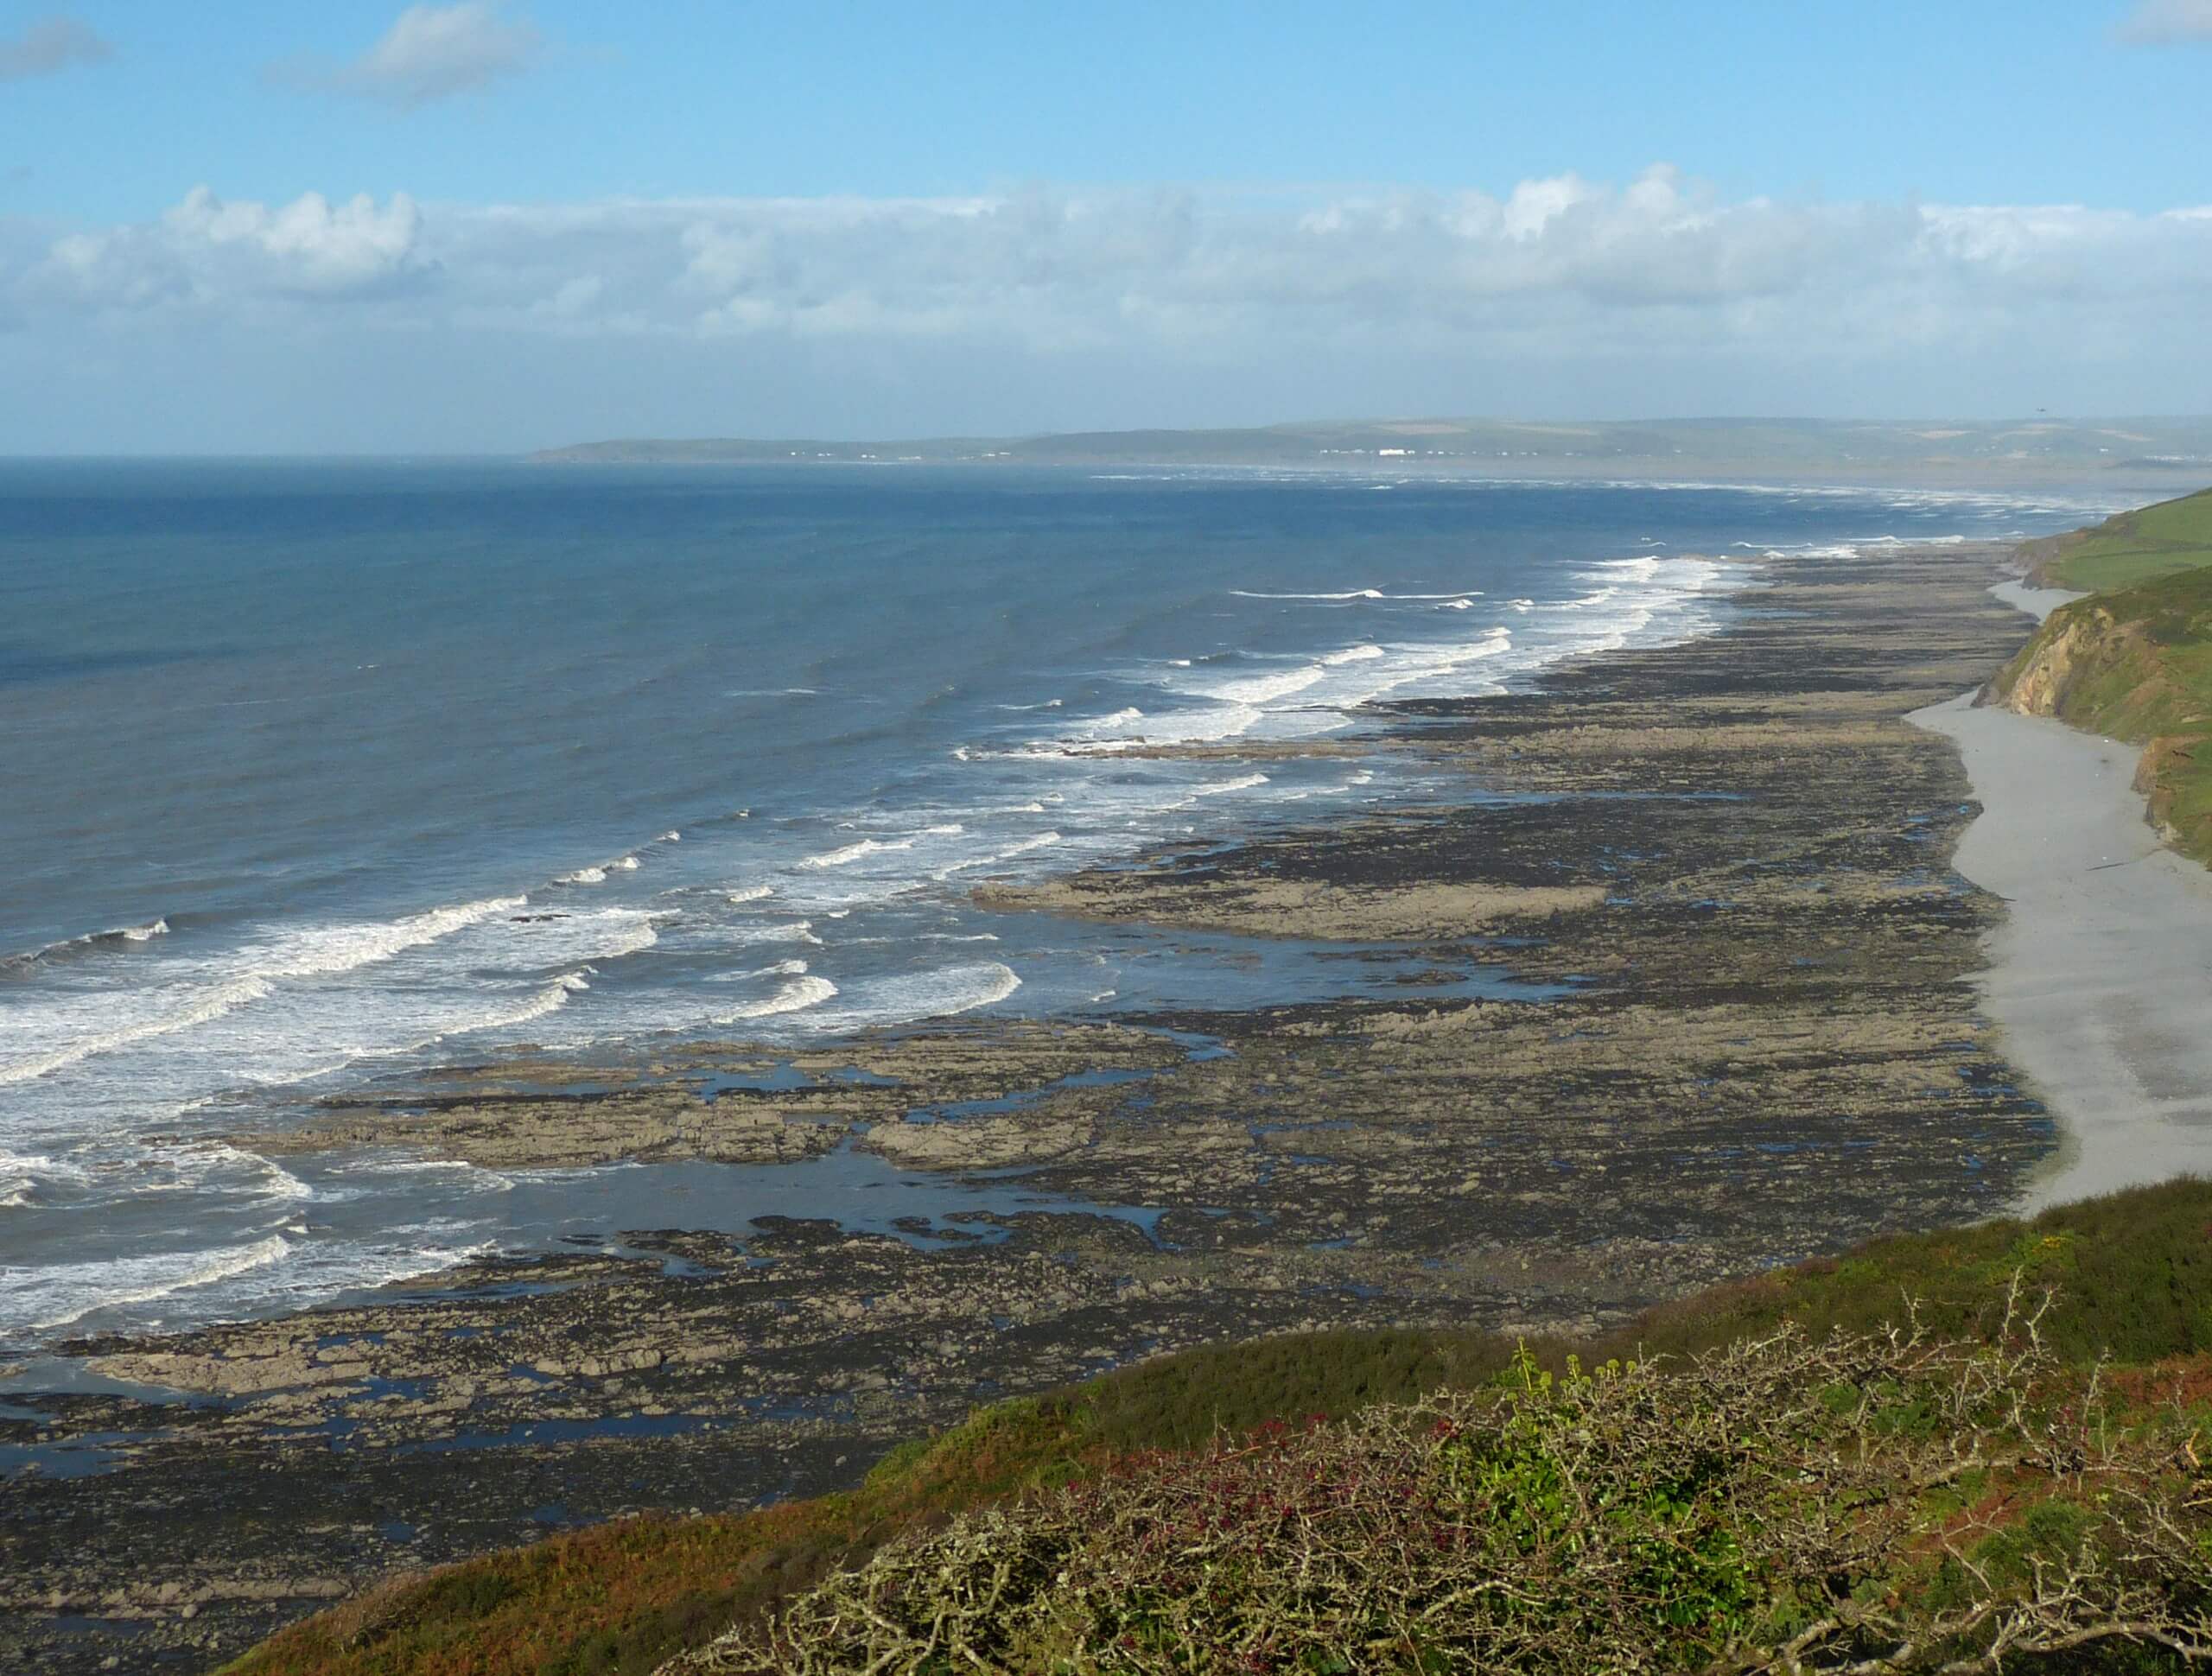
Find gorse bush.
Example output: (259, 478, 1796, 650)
(676, 1286, 2211, 1675)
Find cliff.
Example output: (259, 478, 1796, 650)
(1987, 566, 2212, 864)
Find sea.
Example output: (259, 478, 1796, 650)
(0, 461, 2116, 1360)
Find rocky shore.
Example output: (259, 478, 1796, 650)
(0, 540, 2059, 1675)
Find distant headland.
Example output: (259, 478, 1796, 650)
(530, 415, 2212, 486)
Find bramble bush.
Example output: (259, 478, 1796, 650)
(674, 1282, 2211, 1675)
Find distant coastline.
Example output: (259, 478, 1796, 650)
(527, 415, 2212, 488)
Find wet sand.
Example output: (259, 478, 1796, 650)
(1910, 581, 2212, 1207)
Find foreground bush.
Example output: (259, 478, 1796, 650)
(677, 1286, 2211, 1674)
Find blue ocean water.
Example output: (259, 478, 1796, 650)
(0, 462, 2111, 1352)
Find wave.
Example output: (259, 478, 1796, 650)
(11, 1232, 295, 1333)
(908, 962, 1021, 1018)
(724, 885, 773, 905)
(801, 837, 913, 869)
(1057, 702, 1264, 754)
(1192, 773, 1269, 797)
(823, 962, 1023, 1031)
(180, 1142, 314, 1203)
(257, 896, 529, 981)
(1231, 588, 1484, 603)
(1185, 663, 1327, 706)
(0, 973, 277, 1086)
(452, 971, 590, 1038)
(714, 974, 838, 1024)
(2, 917, 171, 973)
(720, 917, 822, 947)
(0, 1146, 84, 1209)
(556, 867, 608, 886)
(933, 832, 1065, 878)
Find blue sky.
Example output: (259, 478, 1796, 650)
(3, 2, 2210, 450)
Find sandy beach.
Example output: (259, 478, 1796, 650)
(1911, 584, 2212, 1208)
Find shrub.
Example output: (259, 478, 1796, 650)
(674, 1286, 2211, 1675)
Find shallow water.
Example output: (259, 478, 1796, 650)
(0, 463, 2110, 1349)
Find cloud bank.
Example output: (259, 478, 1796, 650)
(5, 168, 2211, 448)
(272, 2, 542, 107)
(2120, 0, 2212, 41)
(0, 15, 111, 81)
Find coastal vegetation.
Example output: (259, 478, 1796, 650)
(2024, 489, 2212, 593)
(1993, 497, 2212, 863)
(223, 1178, 2212, 1676)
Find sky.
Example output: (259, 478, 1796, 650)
(3, 1, 2210, 452)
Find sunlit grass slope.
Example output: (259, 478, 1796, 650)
(2027, 488, 2212, 592)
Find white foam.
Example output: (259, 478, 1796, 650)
(450, 971, 590, 1038)
(724, 885, 773, 905)
(3, 917, 173, 970)
(10, 1233, 294, 1332)
(658, 831, 681, 843)
(932, 832, 1065, 878)
(1233, 587, 1385, 600)
(1186, 663, 1328, 706)
(801, 837, 913, 868)
(556, 867, 608, 886)
(819, 962, 1022, 1031)
(0, 974, 276, 1086)
(714, 974, 838, 1023)
(1192, 773, 1269, 797)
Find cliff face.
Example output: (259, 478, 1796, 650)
(1986, 600, 2112, 717)
(1986, 585, 2212, 861)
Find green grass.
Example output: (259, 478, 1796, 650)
(2030, 486, 2212, 592)
(224, 1179, 2212, 1676)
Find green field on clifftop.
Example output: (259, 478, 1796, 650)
(2029, 486, 2212, 591)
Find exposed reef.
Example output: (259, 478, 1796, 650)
(0, 541, 2061, 1675)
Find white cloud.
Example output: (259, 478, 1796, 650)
(2119, 0, 2212, 40)
(275, 3, 542, 108)
(0, 14, 111, 81)
(27, 187, 426, 307)
(7, 171, 2212, 447)
(14, 173, 2212, 355)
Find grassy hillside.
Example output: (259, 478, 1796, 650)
(2024, 487, 2212, 591)
(225, 1179, 2212, 1676)
(1991, 562, 2212, 864)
